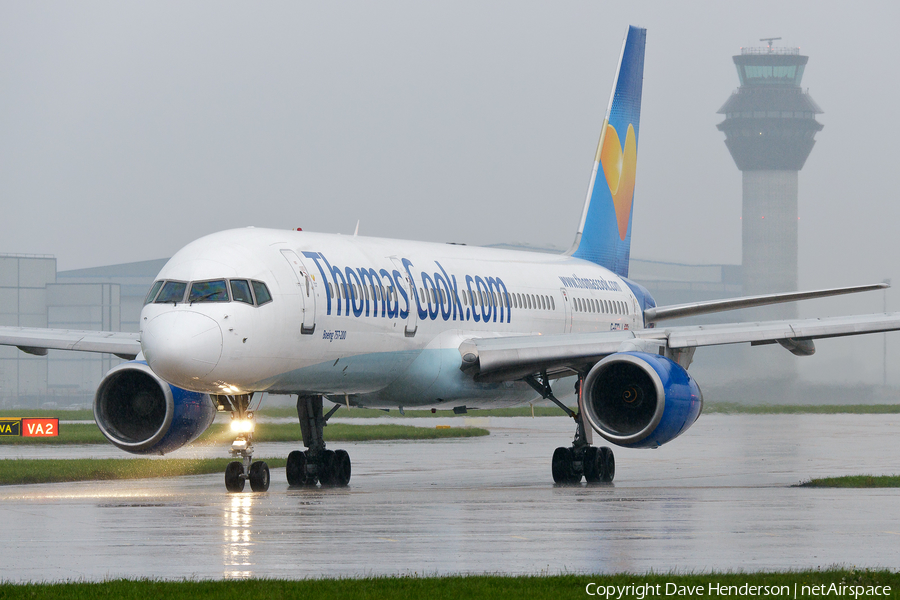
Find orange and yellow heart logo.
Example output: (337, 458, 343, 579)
(599, 123, 637, 240)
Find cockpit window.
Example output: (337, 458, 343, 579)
(189, 280, 229, 303)
(251, 280, 272, 305)
(144, 280, 164, 305)
(230, 279, 253, 305)
(154, 281, 188, 304)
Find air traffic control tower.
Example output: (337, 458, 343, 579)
(717, 39, 823, 377)
(718, 40, 822, 305)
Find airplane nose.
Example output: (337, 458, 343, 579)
(141, 311, 223, 387)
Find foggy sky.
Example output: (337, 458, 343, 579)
(2, 1, 899, 385)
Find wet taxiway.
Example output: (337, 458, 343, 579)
(1, 414, 898, 581)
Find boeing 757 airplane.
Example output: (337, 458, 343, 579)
(3, 26, 899, 492)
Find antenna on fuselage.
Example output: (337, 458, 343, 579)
(353, 220, 360, 236)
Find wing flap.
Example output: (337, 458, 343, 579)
(0, 326, 141, 359)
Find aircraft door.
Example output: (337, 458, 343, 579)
(389, 257, 417, 337)
(280, 249, 317, 335)
(559, 288, 573, 333)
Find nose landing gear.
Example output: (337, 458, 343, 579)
(217, 393, 270, 493)
(286, 395, 352, 487)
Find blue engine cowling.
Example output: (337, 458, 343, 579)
(582, 352, 702, 449)
(93, 361, 217, 455)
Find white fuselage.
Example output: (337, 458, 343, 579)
(140, 228, 641, 409)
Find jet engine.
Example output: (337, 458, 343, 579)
(93, 361, 217, 455)
(581, 351, 702, 449)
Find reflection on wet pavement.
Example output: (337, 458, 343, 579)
(1, 415, 898, 580)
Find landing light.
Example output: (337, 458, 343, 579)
(230, 417, 255, 433)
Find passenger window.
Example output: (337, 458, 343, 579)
(155, 281, 187, 304)
(231, 280, 253, 305)
(144, 281, 163, 305)
(551, 297, 555, 311)
(189, 280, 229, 303)
(251, 281, 273, 305)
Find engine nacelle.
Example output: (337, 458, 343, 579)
(582, 352, 702, 449)
(93, 361, 217, 455)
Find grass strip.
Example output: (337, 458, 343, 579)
(0, 457, 286, 486)
(704, 402, 900, 414)
(4, 403, 899, 422)
(799, 474, 900, 488)
(0, 409, 94, 420)
(261, 403, 900, 418)
(0, 570, 898, 599)
(258, 405, 569, 418)
(0, 422, 488, 446)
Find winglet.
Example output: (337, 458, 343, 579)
(569, 26, 646, 278)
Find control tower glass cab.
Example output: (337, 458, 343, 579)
(718, 48, 823, 170)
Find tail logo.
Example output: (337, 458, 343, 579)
(599, 123, 637, 240)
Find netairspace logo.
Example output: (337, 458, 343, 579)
(584, 582, 893, 599)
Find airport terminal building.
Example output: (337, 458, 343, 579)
(0, 251, 741, 409)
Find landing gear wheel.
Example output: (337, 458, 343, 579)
(583, 446, 601, 483)
(249, 461, 270, 492)
(225, 461, 245, 493)
(599, 446, 615, 483)
(318, 450, 336, 486)
(286, 450, 306, 487)
(552, 447, 574, 484)
(332, 449, 351, 486)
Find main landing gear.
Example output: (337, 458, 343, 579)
(286, 395, 351, 487)
(218, 393, 270, 493)
(525, 372, 615, 484)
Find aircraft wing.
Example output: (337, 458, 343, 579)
(643, 283, 888, 323)
(0, 326, 141, 360)
(459, 312, 900, 382)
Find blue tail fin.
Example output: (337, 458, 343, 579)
(569, 26, 646, 278)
